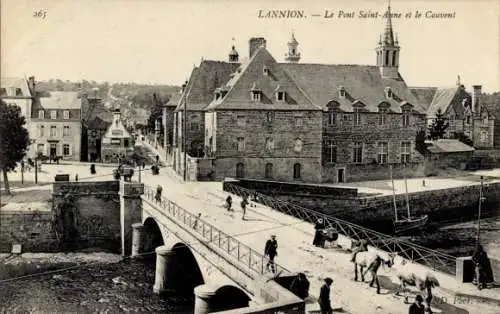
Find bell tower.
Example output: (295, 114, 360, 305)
(228, 38, 239, 63)
(376, 2, 400, 79)
(285, 32, 301, 63)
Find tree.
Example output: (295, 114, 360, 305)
(0, 100, 30, 194)
(415, 129, 428, 155)
(428, 108, 449, 140)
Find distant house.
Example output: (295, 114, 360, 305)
(425, 139, 475, 170)
(81, 94, 113, 162)
(411, 80, 495, 149)
(101, 109, 133, 163)
(0, 76, 35, 120)
(29, 91, 82, 161)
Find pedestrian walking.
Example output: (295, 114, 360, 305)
(472, 244, 493, 290)
(408, 295, 425, 314)
(193, 213, 201, 230)
(313, 218, 325, 247)
(264, 235, 278, 273)
(363, 255, 383, 294)
(290, 272, 310, 299)
(155, 185, 163, 203)
(75, 174, 78, 182)
(318, 277, 334, 314)
(241, 195, 249, 220)
(226, 195, 233, 211)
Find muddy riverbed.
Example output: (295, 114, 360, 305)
(0, 253, 194, 313)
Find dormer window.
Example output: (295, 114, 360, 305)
(276, 91, 285, 102)
(378, 108, 387, 125)
(50, 110, 57, 119)
(214, 92, 220, 100)
(338, 86, 346, 98)
(385, 87, 393, 99)
(251, 91, 261, 101)
(263, 66, 269, 76)
(63, 110, 69, 119)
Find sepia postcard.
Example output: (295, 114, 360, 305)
(1, 0, 499, 313)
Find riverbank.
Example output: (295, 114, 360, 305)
(0, 253, 194, 313)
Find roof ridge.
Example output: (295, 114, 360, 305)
(280, 63, 379, 68)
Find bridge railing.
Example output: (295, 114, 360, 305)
(223, 182, 457, 276)
(143, 185, 290, 277)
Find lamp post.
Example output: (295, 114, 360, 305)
(183, 97, 187, 182)
(476, 176, 485, 247)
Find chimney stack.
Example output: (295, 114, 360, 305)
(249, 37, 267, 58)
(181, 80, 188, 94)
(472, 85, 482, 113)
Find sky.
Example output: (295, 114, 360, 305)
(2, 0, 499, 92)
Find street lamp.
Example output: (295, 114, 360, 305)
(476, 176, 485, 247)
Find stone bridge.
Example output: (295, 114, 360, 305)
(119, 181, 304, 314)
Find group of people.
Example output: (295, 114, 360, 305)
(225, 195, 249, 220)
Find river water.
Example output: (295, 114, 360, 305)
(0, 258, 194, 313)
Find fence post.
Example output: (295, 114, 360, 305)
(237, 242, 240, 260)
(261, 255, 265, 274)
(218, 231, 221, 247)
(210, 228, 213, 242)
(249, 250, 252, 269)
(227, 237, 231, 254)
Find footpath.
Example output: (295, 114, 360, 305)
(141, 170, 500, 314)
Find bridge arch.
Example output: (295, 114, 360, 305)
(142, 216, 205, 295)
(210, 285, 251, 312)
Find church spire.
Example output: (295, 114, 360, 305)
(376, 0, 400, 79)
(383, 1, 395, 45)
(285, 31, 301, 63)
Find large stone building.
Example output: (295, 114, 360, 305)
(411, 79, 495, 149)
(29, 91, 82, 161)
(173, 60, 240, 174)
(173, 4, 489, 183)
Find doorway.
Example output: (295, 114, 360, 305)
(337, 168, 345, 183)
(96, 139, 102, 161)
(50, 143, 57, 157)
(236, 163, 245, 178)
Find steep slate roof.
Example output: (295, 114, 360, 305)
(427, 139, 475, 153)
(280, 63, 425, 114)
(0, 77, 32, 97)
(176, 60, 240, 111)
(424, 87, 459, 118)
(39, 91, 82, 109)
(206, 47, 320, 111)
(410, 87, 438, 110)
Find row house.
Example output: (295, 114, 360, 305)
(0, 76, 35, 121)
(29, 91, 82, 161)
(411, 80, 495, 149)
(173, 59, 240, 174)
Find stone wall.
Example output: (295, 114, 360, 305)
(225, 180, 500, 232)
(0, 210, 56, 252)
(52, 181, 121, 251)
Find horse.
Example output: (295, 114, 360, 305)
(352, 251, 393, 283)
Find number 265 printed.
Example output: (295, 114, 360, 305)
(33, 10, 47, 19)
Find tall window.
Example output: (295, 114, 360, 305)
(265, 163, 273, 179)
(402, 110, 410, 127)
(63, 125, 70, 136)
(38, 110, 44, 119)
(328, 110, 336, 126)
(189, 116, 200, 131)
(480, 131, 488, 142)
(236, 163, 245, 178)
(353, 142, 363, 163)
(265, 137, 274, 152)
(266, 112, 274, 123)
(39, 125, 45, 137)
(378, 109, 387, 125)
(378, 142, 389, 164)
(63, 144, 71, 156)
(293, 163, 301, 180)
(50, 110, 57, 119)
(237, 137, 245, 152)
(465, 115, 471, 125)
(293, 138, 303, 153)
(325, 139, 337, 163)
(295, 117, 303, 127)
(401, 142, 411, 164)
(50, 125, 57, 137)
(63, 110, 69, 119)
(237, 115, 246, 127)
(354, 109, 361, 126)
(276, 91, 285, 101)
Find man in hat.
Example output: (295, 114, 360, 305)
(264, 234, 278, 273)
(408, 295, 425, 314)
(290, 272, 310, 299)
(318, 277, 334, 314)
